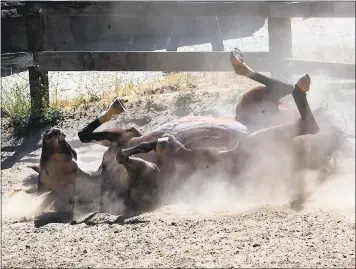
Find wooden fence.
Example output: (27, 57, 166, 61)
(1, 1, 355, 116)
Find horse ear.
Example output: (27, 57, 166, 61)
(28, 165, 40, 174)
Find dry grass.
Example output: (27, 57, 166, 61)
(55, 72, 195, 109)
(0, 71, 207, 135)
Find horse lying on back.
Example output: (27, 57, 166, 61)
(30, 50, 346, 227)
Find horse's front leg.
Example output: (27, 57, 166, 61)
(78, 97, 141, 147)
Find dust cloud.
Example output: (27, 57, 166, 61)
(162, 156, 355, 220)
(2, 190, 50, 222)
(2, 69, 354, 224)
(307, 158, 355, 220)
(156, 77, 355, 220)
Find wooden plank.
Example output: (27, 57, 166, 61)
(2, 14, 267, 53)
(29, 1, 355, 17)
(31, 1, 269, 17)
(32, 51, 356, 79)
(3, 51, 354, 79)
(1, 1, 25, 18)
(1, 16, 28, 53)
(1, 67, 29, 77)
(286, 59, 356, 80)
(33, 51, 269, 72)
(1, 8, 22, 18)
(1, 52, 34, 69)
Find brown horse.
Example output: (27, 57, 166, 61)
(30, 50, 343, 227)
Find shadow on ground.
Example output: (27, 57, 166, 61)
(1, 129, 44, 170)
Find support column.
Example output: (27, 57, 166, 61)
(25, 3, 49, 117)
(29, 67, 49, 117)
(268, 17, 292, 80)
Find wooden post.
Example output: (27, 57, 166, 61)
(28, 67, 49, 116)
(25, 5, 49, 117)
(268, 17, 292, 80)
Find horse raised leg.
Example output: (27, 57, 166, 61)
(237, 74, 318, 153)
(77, 97, 142, 147)
(235, 74, 320, 210)
(230, 49, 298, 129)
(230, 49, 295, 103)
(77, 97, 143, 213)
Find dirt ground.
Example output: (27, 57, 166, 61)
(1, 70, 355, 268)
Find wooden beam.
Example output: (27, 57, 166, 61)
(33, 51, 269, 72)
(1, 67, 29, 77)
(31, 1, 269, 17)
(1, 52, 34, 69)
(1, 1, 25, 18)
(32, 51, 356, 79)
(286, 59, 355, 80)
(27, 1, 355, 18)
(3, 51, 354, 79)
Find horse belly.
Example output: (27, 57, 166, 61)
(165, 116, 248, 149)
(130, 116, 248, 150)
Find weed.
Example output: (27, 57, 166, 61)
(1, 72, 64, 136)
(174, 91, 196, 116)
(7, 107, 64, 137)
(88, 93, 101, 103)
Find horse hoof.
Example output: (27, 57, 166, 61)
(111, 97, 126, 114)
(230, 49, 254, 77)
(297, 74, 311, 93)
(156, 137, 170, 154)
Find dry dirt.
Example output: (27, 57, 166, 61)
(1, 71, 355, 268)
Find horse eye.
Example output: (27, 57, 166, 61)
(262, 110, 265, 113)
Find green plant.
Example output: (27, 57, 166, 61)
(1, 72, 64, 136)
(2, 73, 30, 116)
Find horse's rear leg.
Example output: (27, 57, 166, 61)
(78, 97, 127, 145)
(230, 49, 294, 102)
(117, 135, 189, 161)
(236, 74, 319, 210)
(241, 74, 318, 149)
